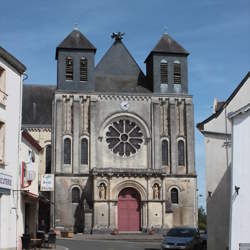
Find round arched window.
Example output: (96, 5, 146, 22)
(106, 119, 143, 157)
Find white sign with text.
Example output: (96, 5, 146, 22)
(40, 174, 54, 191)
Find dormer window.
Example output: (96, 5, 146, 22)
(173, 61, 181, 84)
(65, 57, 73, 81)
(80, 57, 88, 82)
(160, 59, 168, 84)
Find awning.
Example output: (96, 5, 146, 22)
(0, 187, 10, 195)
(21, 190, 39, 202)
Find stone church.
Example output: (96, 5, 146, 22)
(24, 28, 197, 233)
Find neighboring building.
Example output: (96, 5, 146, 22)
(51, 29, 197, 233)
(228, 88, 250, 249)
(0, 47, 26, 250)
(18, 130, 42, 239)
(22, 84, 55, 231)
(197, 71, 250, 250)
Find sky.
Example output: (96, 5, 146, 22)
(1, 0, 249, 209)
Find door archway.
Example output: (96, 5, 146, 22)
(118, 188, 141, 231)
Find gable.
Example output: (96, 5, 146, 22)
(95, 40, 148, 93)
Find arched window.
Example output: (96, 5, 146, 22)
(81, 138, 88, 165)
(45, 145, 51, 173)
(178, 140, 185, 166)
(171, 188, 179, 204)
(162, 139, 169, 165)
(72, 187, 80, 203)
(80, 57, 88, 82)
(64, 138, 71, 164)
(65, 56, 73, 81)
(160, 59, 168, 84)
(173, 61, 181, 84)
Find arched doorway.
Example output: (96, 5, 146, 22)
(118, 188, 141, 231)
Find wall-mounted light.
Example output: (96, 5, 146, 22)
(208, 191, 212, 197)
(235, 186, 240, 195)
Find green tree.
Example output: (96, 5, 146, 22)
(198, 206, 207, 231)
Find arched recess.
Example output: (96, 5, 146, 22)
(177, 138, 186, 166)
(69, 185, 82, 203)
(161, 137, 169, 166)
(112, 180, 147, 201)
(80, 136, 89, 165)
(167, 185, 182, 205)
(63, 136, 72, 165)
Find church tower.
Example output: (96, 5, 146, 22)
(56, 28, 96, 91)
(144, 33, 189, 94)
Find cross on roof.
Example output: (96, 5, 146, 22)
(111, 32, 125, 41)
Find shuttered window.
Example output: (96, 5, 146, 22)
(160, 60, 168, 84)
(174, 61, 181, 84)
(65, 57, 73, 81)
(80, 57, 88, 82)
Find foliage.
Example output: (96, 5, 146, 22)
(198, 206, 207, 231)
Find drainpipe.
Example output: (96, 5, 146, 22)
(16, 72, 25, 249)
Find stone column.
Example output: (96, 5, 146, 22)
(162, 178, 165, 227)
(170, 98, 177, 174)
(152, 98, 160, 169)
(73, 98, 80, 173)
(185, 99, 195, 174)
(55, 99, 62, 173)
(90, 96, 97, 170)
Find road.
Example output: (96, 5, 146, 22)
(57, 239, 161, 250)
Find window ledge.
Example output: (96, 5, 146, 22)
(0, 89, 7, 106)
(0, 161, 6, 168)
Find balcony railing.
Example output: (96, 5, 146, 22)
(0, 89, 8, 105)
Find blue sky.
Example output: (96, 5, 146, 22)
(1, 0, 249, 209)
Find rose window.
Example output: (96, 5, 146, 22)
(106, 119, 143, 157)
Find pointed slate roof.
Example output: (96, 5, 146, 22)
(56, 29, 96, 59)
(145, 33, 189, 62)
(95, 39, 150, 93)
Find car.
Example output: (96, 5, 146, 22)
(161, 227, 203, 250)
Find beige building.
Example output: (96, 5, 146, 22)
(51, 29, 197, 233)
(22, 29, 198, 234)
(18, 130, 42, 238)
(22, 85, 55, 231)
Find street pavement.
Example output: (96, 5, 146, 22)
(57, 238, 161, 250)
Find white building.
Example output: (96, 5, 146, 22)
(0, 47, 26, 250)
(197, 71, 250, 250)
(228, 102, 250, 250)
(18, 130, 42, 241)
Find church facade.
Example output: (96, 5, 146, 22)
(52, 29, 197, 233)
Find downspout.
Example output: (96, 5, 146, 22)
(224, 106, 232, 250)
(16, 72, 25, 249)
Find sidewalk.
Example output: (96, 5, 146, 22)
(58, 233, 163, 242)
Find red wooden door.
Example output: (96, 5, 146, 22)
(118, 188, 140, 231)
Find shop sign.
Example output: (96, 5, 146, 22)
(40, 174, 54, 191)
(0, 173, 12, 190)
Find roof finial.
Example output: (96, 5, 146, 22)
(111, 32, 125, 41)
(74, 23, 79, 30)
(163, 26, 168, 35)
